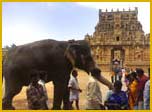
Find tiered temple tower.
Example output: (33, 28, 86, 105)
(85, 8, 150, 72)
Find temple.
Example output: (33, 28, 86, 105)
(85, 8, 150, 72)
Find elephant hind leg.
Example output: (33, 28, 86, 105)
(3, 92, 16, 110)
(2, 77, 23, 110)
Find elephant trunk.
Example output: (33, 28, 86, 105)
(89, 63, 113, 90)
(97, 73, 113, 90)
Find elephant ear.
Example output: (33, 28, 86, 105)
(64, 43, 80, 67)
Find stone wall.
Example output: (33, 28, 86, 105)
(85, 8, 150, 72)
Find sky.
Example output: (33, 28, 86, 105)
(2, 2, 150, 47)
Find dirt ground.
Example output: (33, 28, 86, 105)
(12, 70, 126, 110)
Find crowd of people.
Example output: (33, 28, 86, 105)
(110, 62, 150, 110)
(26, 66, 150, 110)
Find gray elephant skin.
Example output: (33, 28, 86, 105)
(2, 39, 112, 110)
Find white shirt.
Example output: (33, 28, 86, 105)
(143, 80, 150, 109)
(85, 75, 102, 109)
(68, 76, 80, 101)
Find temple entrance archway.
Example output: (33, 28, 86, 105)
(111, 47, 125, 70)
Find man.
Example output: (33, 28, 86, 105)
(68, 69, 82, 110)
(26, 71, 48, 110)
(143, 68, 150, 110)
(112, 61, 122, 83)
(105, 81, 128, 110)
(38, 71, 49, 109)
(135, 68, 148, 110)
(85, 68, 105, 110)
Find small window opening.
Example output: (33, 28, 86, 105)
(116, 36, 120, 41)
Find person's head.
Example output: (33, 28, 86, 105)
(126, 73, 131, 80)
(90, 68, 101, 79)
(72, 69, 78, 77)
(39, 71, 47, 81)
(30, 71, 39, 85)
(130, 71, 138, 81)
(114, 81, 122, 92)
(114, 61, 119, 68)
(136, 68, 144, 78)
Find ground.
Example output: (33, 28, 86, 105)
(12, 70, 126, 110)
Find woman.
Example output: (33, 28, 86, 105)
(127, 72, 138, 109)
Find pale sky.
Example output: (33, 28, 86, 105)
(2, 2, 150, 47)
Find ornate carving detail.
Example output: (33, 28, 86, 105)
(85, 8, 150, 72)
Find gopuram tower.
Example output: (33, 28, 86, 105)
(85, 8, 150, 72)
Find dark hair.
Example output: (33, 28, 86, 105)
(125, 74, 131, 82)
(114, 80, 122, 89)
(39, 71, 47, 79)
(72, 69, 77, 75)
(136, 68, 144, 75)
(130, 71, 137, 79)
(91, 68, 101, 78)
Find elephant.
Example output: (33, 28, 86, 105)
(2, 39, 113, 110)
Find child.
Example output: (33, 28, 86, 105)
(26, 71, 48, 110)
(105, 81, 129, 110)
(38, 71, 49, 109)
(68, 69, 82, 110)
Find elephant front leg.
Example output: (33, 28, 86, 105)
(52, 82, 66, 110)
(63, 86, 70, 110)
